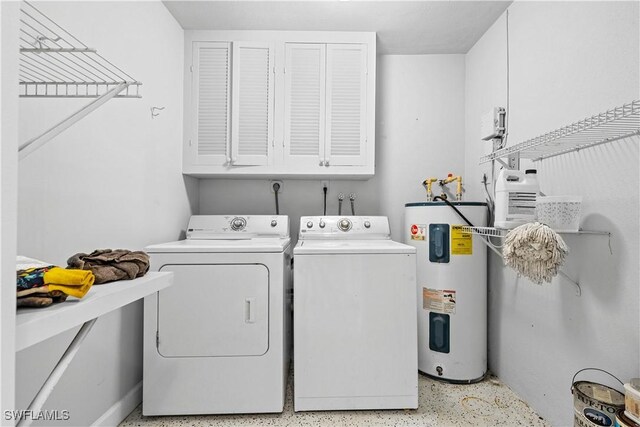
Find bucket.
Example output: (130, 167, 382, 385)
(572, 368, 625, 427)
(624, 379, 640, 422)
(616, 409, 640, 427)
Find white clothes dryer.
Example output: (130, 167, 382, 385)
(293, 216, 418, 411)
(143, 215, 292, 415)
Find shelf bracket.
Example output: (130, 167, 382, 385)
(558, 270, 581, 296)
(496, 158, 509, 169)
(18, 83, 128, 160)
(475, 231, 581, 296)
(17, 318, 97, 427)
(507, 152, 520, 170)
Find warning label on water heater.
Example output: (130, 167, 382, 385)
(410, 224, 426, 241)
(423, 288, 456, 315)
(451, 225, 472, 255)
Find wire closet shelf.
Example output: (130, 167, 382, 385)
(19, 1, 141, 98)
(480, 100, 640, 164)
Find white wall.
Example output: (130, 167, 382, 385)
(465, 2, 639, 426)
(16, 2, 194, 426)
(200, 55, 467, 243)
(1, 3, 20, 422)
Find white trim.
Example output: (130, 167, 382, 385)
(91, 381, 142, 427)
(185, 30, 375, 45)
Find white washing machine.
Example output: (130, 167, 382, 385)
(293, 216, 418, 411)
(143, 215, 292, 415)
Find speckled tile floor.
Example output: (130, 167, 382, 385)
(120, 372, 549, 427)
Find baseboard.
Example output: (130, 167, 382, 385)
(91, 381, 142, 427)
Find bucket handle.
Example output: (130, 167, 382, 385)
(571, 368, 625, 394)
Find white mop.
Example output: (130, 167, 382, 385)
(502, 222, 569, 284)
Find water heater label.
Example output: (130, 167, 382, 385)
(410, 224, 426, 241)
(451, 225, 472, 255)
(423, 288, 456, 315)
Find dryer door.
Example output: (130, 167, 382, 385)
(157, 264, 269, 357)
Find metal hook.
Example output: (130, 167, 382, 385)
(35, 35, 61, 50)
(151, 106, 165, 119)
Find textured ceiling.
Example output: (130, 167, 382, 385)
(163, 1, 511, 54)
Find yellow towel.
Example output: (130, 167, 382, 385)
(44, 268, 95, 299)
(44, 267, 94, 286)
(48, 282, 93, 299)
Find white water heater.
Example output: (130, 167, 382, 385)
(404, 202, 488, 383)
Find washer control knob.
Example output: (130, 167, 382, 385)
(271, 220, 277, 227)
(364, 221, 371, 228)
(319, 220, 326, 228)
(338, 218, 352, 231)
(306, 221, 313, 228)
(231, 217, 246, 231)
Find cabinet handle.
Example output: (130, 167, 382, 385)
(245, 298, 256, 323)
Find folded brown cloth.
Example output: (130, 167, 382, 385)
(17, 290, 68, 308)
(67, 249, 150, 284)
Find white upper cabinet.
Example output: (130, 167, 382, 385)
(325, 44, 367, 167)
(188, 42, 231, 167)
(231, 42, 274, 166)
(183, 32, 375, 178)
(284, 43, 326, 169)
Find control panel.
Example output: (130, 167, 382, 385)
(298, 216, 390, 240)
(186, 215, 289, 239)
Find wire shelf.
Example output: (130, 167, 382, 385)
(480, 100, 640, 164)
(460, 226, 507, 237)
(19, 1, 141, 98)
(461, 226, 610, 238)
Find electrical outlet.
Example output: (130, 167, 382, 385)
(481, 107, 506, 141)
(270, 180, 283, 194)
(321, 180, 330, 192)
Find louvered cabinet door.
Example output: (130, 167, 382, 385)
(283, 43, 326, 169)
(325, 44, 368, 166)
(231, 42, 275, 166)
(189, 42, 231, 166)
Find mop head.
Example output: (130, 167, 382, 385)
(503, 222, 569, 284)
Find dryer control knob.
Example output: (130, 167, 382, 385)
(231, 217, 246, 231)
(364, 221, 371, 228)
(271, 220, 277, 227)
(306, 221, 313, 228)
(338, 218, 352, 231)
(319, 220, 326, 228)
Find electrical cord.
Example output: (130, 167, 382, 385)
(500, 9, 510, 150)
(273, 182, 280, 215)
(323, 185, 327, 216)
(433, 196, 474, 227)
(432, 196, 503, 256)
(482, 173, 495, 225)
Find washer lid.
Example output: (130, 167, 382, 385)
(145, 237, 290, 253)
(294, 239, 416, 255)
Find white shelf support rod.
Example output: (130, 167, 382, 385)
(17, 318, 97, 427)
(18, 83, 128, 160)
(479, 232, 582, 296)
